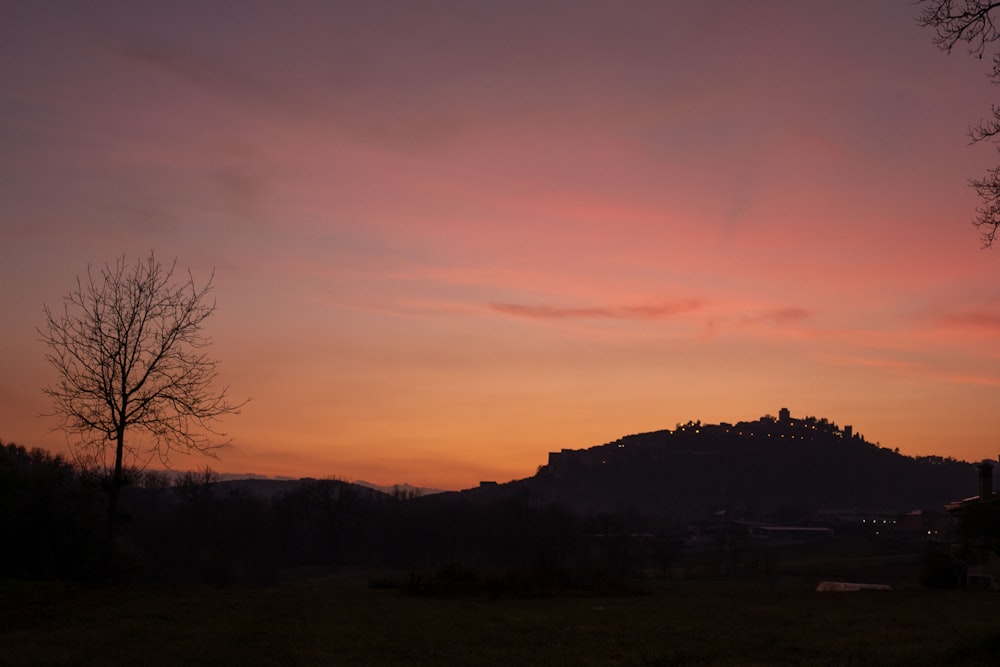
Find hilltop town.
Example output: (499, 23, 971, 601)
(515, 408, 975, 518)
(544, 407, 869, 473)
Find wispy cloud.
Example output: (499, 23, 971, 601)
(759, 307, 811, 324)
(822, 352, 1000, 387)
(490, 299, 703, 321)
(931, 309, 1000, 334)
(731, 305, 814, 334)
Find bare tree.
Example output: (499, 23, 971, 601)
(39, 252, 245, 563)
(919, 0, 1000, 247)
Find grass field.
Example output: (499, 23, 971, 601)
(3, 573, 999, 666)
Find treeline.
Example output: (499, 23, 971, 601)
(7, 438, 982, 592)
(0, 442, 105, 579)
(0, 441, 658, 592)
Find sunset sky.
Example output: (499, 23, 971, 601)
(3, 1, 1000, 490)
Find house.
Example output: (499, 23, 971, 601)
(945, 457, 1000, 589)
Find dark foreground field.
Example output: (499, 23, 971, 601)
(3, 574, 999, 666)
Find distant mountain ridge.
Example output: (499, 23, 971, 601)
(204, 477, 445, 500)
(354, 480, 446, 497)
(469, 408, 985, 519)
(200, 475, 444, 498)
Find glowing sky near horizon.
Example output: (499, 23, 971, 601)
(2, 1, 1000, 489)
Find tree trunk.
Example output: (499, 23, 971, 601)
(102, 429, 126, 579)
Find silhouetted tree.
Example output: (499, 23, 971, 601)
(39, 252, 245, 571)
(175, 465, 221, 503)
(274, 479, 360, 569)
(919, 0, 1000, 247)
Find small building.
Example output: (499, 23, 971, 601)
(945, 457, 1000, 589)
(944, 459, 998, 514)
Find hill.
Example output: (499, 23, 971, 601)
(471, 409, 983, 519)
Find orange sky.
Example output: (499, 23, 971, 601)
(2, 2, 1000, 490)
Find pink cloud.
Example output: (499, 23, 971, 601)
(931, 309, 1000, 334)
(757, 307, 812, 325)
(490, 299, 703, 321)
(821, 352, 1000, 387)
